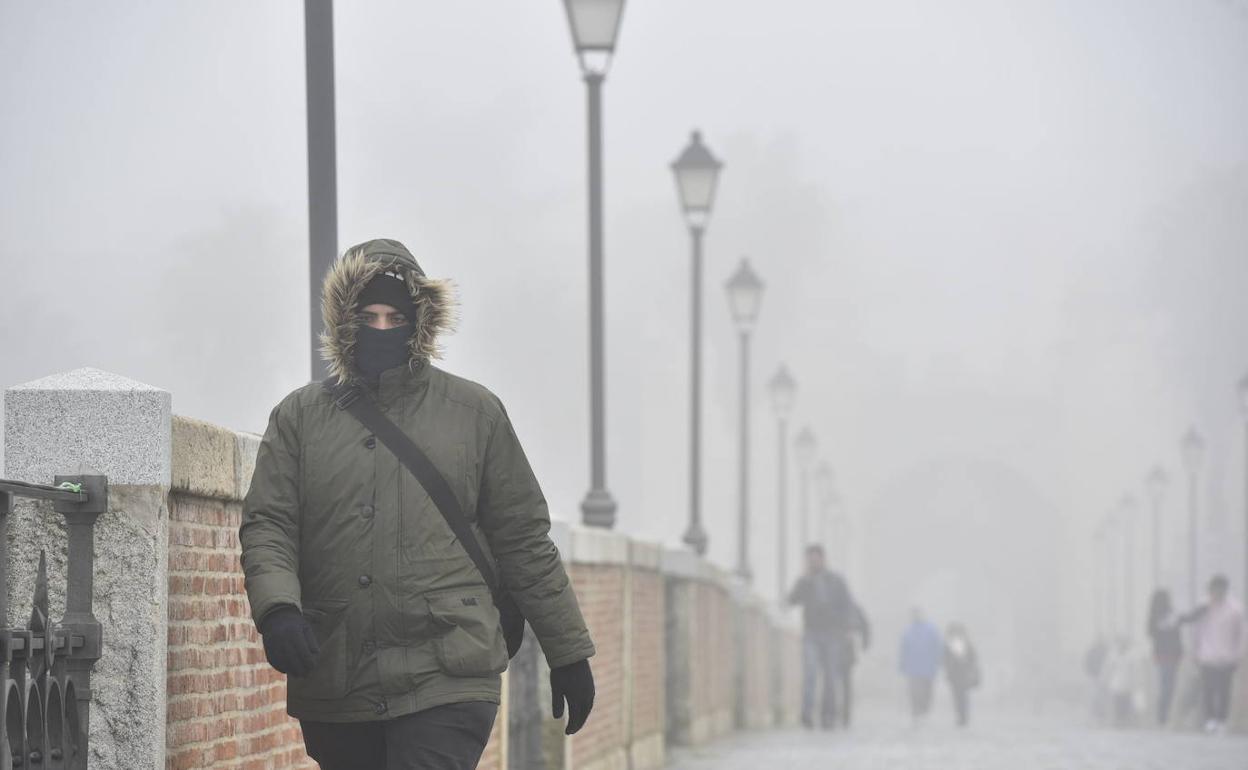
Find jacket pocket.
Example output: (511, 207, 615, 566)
(425, 587, 508, 677)
(287, 598, 350, 700)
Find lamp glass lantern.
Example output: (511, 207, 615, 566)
(769, 365, 797, 416)
(794, 427, 817, 468)
(1146, 466, 1168, 504)
(563, 0, 626, 75)
(1182, 428, 1205, 474)
(671, 131, 723, 230)
(813, 462, 834, 501)
(725, 258, 764, 328)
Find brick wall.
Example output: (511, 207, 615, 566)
(166, 490, 313, 770)
(567, 562, 626, 769)
(163, 414, 801, 770)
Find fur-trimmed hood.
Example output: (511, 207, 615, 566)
(319, 238, 455, 386)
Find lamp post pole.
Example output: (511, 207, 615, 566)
(1183, 428, 1205, 606)
(769, 366, 797, 602)
(305, 0, 337, 382)
(1121, 495, 1139, 636)
(563, 0, 627, 528)
(794, 428, 817, 549)
(1239, 374, 1248, 602)
(671, 131, 723, 555)
(725, 259, 764, 582)
(1146, 466, 1168, 587)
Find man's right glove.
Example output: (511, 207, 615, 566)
(259, 605, 320, 677)
(550, 658, 595, 735)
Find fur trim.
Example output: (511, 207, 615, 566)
(318, 247, 457, 386)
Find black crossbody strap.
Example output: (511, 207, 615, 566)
(322, 380, 501, 596)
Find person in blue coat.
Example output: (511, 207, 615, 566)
(899, 608, 944, 726)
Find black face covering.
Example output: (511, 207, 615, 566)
(354, 324, 412, 380)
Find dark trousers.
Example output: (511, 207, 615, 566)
(1156, 659, 1179, 725)
(301, 701, 498, 770)
(1199, 664, 1237, 723)
(949, 684, 970, 726)
(839, 666, 855, 727)
(907, 677, 934, 719)
(801, 633, 842, 727)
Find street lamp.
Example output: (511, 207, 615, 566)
(1120, 494, 1140, 636)
(1182, 427, 1205, 605)
(1100, 512, 1119, 637)
(794, 427, 817, 548)
(1145, 466, 1168, 587)
(1239, 374, 1248, 608)
(563, 0, 627, 529)
(1093, 519, 1107, 639)
(768, 366, 797, 601)
(672, 130, 724, 555)
(812, 461, 833, 548)
(726, 258, 764, 581)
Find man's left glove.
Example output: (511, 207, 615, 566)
(259, 605, 320, 677)
(550, 658, 595, 735)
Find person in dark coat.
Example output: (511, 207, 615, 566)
(838, 601, 871, 728)
(788, 544, 858, 729)
(240, 239, 596, 769)
(943, 622, 980, 727)
(899, 609, 943, 726)
(1146, 588, 1183, 725)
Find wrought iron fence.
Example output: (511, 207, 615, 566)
(0, 475, 106, 770)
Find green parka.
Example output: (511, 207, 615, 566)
(239, 239, 595, 722)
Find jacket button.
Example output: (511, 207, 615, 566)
(358, 575, 373, 588)
(363, 436, 376, 449)
(362, 640, 376, 654)
(360, 504, 375, 518)
(373, 700, 387, 715)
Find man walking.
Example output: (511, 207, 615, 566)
(240, 239, 596, 769)
(788, 544, 858, 729)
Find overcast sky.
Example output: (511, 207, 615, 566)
(3, 1, 1247, 664)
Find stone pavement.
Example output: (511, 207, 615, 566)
(665, 710, 1248, 770)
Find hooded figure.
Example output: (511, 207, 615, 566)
(240, 239, 596, 769)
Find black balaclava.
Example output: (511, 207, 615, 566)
(353, 272, 416, 382)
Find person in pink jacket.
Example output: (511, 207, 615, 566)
(1187, 575, 1247, 734)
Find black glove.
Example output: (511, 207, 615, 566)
(259, 605, 320, 677)
(550, 658, 595, 735)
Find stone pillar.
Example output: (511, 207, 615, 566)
(4, 367, 170, 770)
(661, 548, 699, 747)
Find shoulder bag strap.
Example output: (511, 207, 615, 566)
(321, 379, 501, 596)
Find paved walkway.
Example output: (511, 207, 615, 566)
(665, 712, 1248, 769)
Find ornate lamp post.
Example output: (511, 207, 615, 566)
(1145, 466, 1168, 587)
(794, 427, 817, 549)
(1120, 494, 1140, 636)
(725, 259, 764, 581)
(1101, 512, 1119, 637)
(562, 0, 627, 528)
(768, 366, 797, 600)
(812, 461, 833, 548)
(1182, 427, 1205, 605)
(1239, 374, 1248, 605)
(671, 131, 724, 554)
(1093, 518, 1108, 638)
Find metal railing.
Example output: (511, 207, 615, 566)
(0, 475, 106, 770)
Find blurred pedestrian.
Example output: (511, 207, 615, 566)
(1145, 588, 1183, 726)
(943, 623, 981, 727)
(1102, 637, 1136, 727)
(788, 544, 858, 729)
(1184, 575, 1247, 734)
(839, 601, 871, 728)
(899, 609, 943, 726)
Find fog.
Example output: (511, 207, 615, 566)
(3, 0, 1248, 702)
